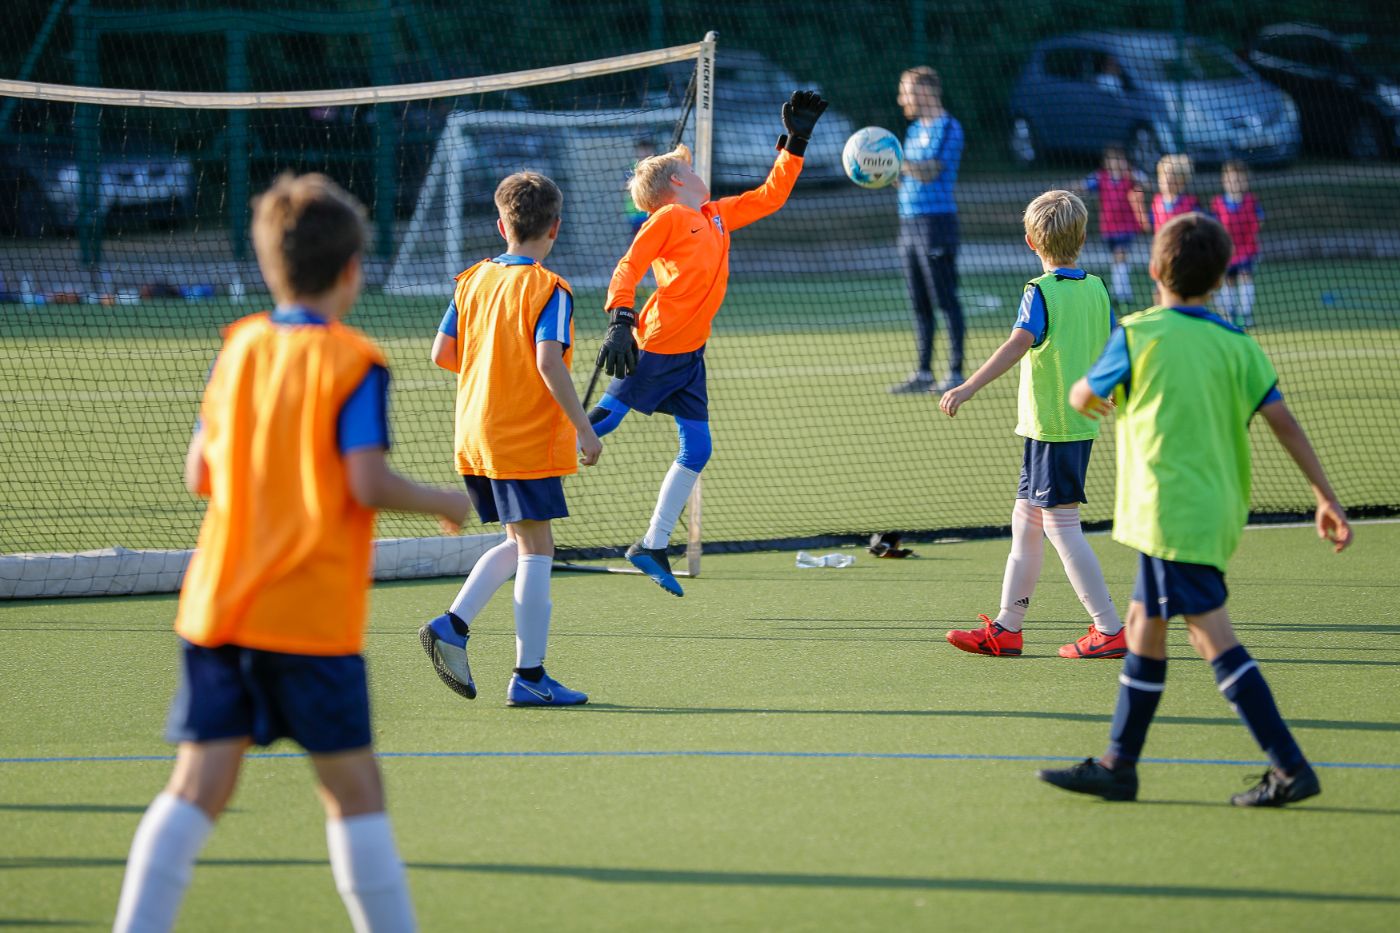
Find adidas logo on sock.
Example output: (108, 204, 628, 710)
(1015, 597, 1031, 608)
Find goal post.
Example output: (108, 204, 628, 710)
(0, 34, 717, 598)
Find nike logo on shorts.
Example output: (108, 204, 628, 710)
(1035, 488, 1051, 499)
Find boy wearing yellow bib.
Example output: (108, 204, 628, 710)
(939, 190, 1124, 659)
(1039, 213, 1351, 807)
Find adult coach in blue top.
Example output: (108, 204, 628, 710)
(890, 65, 966, 395)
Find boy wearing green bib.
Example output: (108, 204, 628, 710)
(940, 190, 1124, 660)
(1039, 212, 1351, 807)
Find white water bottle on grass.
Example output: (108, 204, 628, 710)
(796, 551, 855, 569)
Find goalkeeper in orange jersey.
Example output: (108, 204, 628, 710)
(587, 90, 827, 596)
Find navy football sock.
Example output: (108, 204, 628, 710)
(1212, 645, 1305, 774)
(1103, 653, 1166, 769)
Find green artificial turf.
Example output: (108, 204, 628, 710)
(2, 258, 1398, 555)
(3, 523, 1399, 931)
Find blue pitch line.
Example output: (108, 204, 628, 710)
(2, 749, 1399, 770)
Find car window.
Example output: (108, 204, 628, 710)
(1043, 48, 1092, 82)
(1126, 41, 1249, 83)
(1259, 35, 1322, 66)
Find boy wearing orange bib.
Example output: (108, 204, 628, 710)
(114, 174, 471, 933)
(421, 172, 601, 707)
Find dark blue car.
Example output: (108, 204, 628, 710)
(1009, 31, 1301, 169)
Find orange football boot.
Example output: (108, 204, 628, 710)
(946, 615, 1023, 657)
(1058, 624, 1127, 659)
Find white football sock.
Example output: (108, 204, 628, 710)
(641, 462, 699, 550)
(113, 792, 213, 933)
(1239, 280, 1256, 323)
(326, 812, 418, 933)
(1042, 507, 1122, 635)
(513, 554, 553, 669)
(448, 537, 518, 624)
(1111, 261, 1131, 301)
(995, 499, 1044, 632)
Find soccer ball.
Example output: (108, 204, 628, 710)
(842, 127, 903, 189)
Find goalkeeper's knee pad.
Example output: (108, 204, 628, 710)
(676, 417, 711, 471)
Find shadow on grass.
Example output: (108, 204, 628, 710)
(1132, 800, 1400, 818)
(0, 803, 146, 814)
(578, 704, 1400, 732)
(2, 857, 1396, 904)
(0, 922, 100, 928)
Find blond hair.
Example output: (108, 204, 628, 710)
(628, 144, 692, 214)
(251, 172, 366, 300)
(1157, 153, 1193, 184)
(1023, 189, 1087, 265)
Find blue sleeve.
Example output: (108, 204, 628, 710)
(338, 364, 391, 454)
(1085, 327, 1131, 398)
(1255, 202, 1265, 221)
(533, 286, 572, 347)
(438, 302, 457, 336)
(1258, 384, 1282, 408)
(938, 118, 964, 174)
(1013, 285, 1048, 345)
(1082, 174, 1100, 192)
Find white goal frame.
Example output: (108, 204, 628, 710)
(0, 33, 716, 597)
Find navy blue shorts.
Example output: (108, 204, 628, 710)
(1102, 233, 1136, 252)
(606, 347, 708, 421)
(1227, 258, 1255, 276)
(165, 639, 372, 753)
(1018, 438, 1092, 507)
(1132, 553, 1228, 619)
(464, 475, 568, 524)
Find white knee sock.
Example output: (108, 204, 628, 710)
(1042, 507, 1122, 635)
(1239, 280, 1255, 323)
(995, 499, 1045, 632)
(513, 554, 553, 670)
(641, 462, 699, 550)
(114, 793, 213, 933)
(448, 537, 518, 624)
(1111, 261, 1131, 301)
(326, 812, 417, 933)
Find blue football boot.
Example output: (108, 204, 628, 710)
(625, 541, 684, 597)
(418, 613, 476, 700)
(506, 671, 588, 707)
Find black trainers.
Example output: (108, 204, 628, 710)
(625, 541, 684, 597)
(888, 372, 935, 395)
(1037, 758, 1139, 801)
(1231, 764, 1321, 808)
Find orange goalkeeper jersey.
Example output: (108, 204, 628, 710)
(175, 313, 385, 656)
(605, 149, 803, 354)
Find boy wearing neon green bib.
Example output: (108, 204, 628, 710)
(940, 190, 1124, 660)
(1039, 212, 1351, 807)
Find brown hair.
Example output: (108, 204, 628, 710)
(900, 65, 941, 95)
(628, 144, 692, 214)
(1221, 159, 1249, 181)
(1023, 189, 1087, 265)
(495, 172, 563, 242)
(251, 173, 366, 299)
(1151, 212, 1232, 298)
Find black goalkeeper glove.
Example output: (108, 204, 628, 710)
(597, 307, 638, 379)
(777, 89, 829, 158)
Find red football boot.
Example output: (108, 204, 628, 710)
(1058, 624, 1127, 659)
(946, 615, 1023, 657)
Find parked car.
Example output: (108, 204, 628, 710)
(1247, 24, 1400, 160)
(3, 103, 195, 234)
(648, 49, 857, 189)
(1009, 31, 1300, 169)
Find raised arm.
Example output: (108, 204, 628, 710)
(1259, 400, 1351, 552)
(716, 90, 827, 231)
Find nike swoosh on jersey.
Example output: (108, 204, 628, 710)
(690, 227, 702, 233)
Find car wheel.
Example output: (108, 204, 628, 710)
(1009, 116, 1037, 167)
(1344, 118, 1384, 161)
(1128, 126, 1161, 172)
